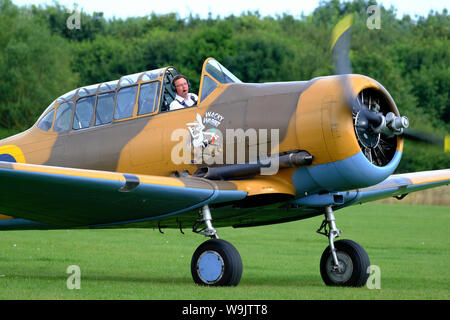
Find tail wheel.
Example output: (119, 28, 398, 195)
(320, 239, 370, 287)
(191, 239, 242, 286)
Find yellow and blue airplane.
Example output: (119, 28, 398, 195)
(0, 17, 448, 287)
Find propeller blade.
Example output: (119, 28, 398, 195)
(403, 129, 449, 152)
(331, 16, 448, 154)
(331, 14, 353, 75)
(331, 14, 383, 128)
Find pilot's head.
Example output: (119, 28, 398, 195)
(172, 75, 189, 99)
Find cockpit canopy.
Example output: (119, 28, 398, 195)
(199, 58, 242, 102)
(36, 58, 241, 133)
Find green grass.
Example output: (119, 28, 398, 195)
(0, 203, 449, 299)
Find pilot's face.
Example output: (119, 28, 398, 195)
(174, 78, 189, 98)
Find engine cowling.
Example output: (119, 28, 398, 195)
(293, 74, 403, 195)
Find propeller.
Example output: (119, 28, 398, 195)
(331, 14, 449, 155)
(402, 129, 450, 152)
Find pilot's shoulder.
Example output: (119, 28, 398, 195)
(170, 100, 183, 110)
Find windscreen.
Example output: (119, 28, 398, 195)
(205, 59, 242, 84)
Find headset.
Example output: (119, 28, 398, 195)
(171, 75, 191, 93)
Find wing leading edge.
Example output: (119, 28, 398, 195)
(348, 169, 450, 205)
(0, 161, 247, 230)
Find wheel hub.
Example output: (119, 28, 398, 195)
(196, 250, 225, 284)
(326, 252, 353, 283)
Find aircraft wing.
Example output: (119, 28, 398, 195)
(349, 169, 450, 205)
(0, 161, 247, 229)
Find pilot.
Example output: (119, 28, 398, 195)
(169, 75, 198, 111)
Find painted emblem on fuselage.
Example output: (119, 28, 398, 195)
(185, 112, 225, 165)
(186, 113, 224, 149)
(0, 145, 26, 163)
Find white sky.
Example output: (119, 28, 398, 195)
(11, 0, 449, 20)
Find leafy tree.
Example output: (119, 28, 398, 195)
(0, 0, 78, 129)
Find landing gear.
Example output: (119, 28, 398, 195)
(317, 206, 370, 287)
(190, 205, 243, 286)
(191, 238, 243, 286)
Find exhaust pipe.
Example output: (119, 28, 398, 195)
(193, 150, 313, 180)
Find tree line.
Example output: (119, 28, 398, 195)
(0, 0, 448, 171)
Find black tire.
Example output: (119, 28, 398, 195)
(191, 239, 243, 286)
(320, 239, 370, 287)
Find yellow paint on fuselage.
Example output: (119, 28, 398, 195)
(0, 127, 60, 165)
(230, 168, 297, 196)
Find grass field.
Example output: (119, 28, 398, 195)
(0, 203, 449, 300)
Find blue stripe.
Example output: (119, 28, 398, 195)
(0, 218, 55, 230)
(292, 150, 402, 195)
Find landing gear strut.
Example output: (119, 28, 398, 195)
(317, 206, 370, 287)
(190, 204, 243, 286)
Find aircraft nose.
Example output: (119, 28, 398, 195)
(295, 76, 359, 166)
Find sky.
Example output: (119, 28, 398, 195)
(11, 0, 449, 20)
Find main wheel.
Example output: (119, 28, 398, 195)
(320, 239, 370, 287)
(191, 239, 243, 286)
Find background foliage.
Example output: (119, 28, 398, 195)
(0, 0, 448, 172)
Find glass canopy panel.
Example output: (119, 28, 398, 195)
(115, 85, 138, 119)
(205, 59, 242, 84)
(37, 109, 55, 132)
(78, 84, 99, 97)
(119, 72, 142, 86)
(73, 96, 95, 130)
(38, 100, 56, 121)
(53, 101, 74, 132)
(98, 80, 119, 93)
(142, 68, 165, 82)
(95, 92, 115, 125)
(138, 81, 161, 115)
(57, 89, 78, 102)
(201, 75, 218, 101)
